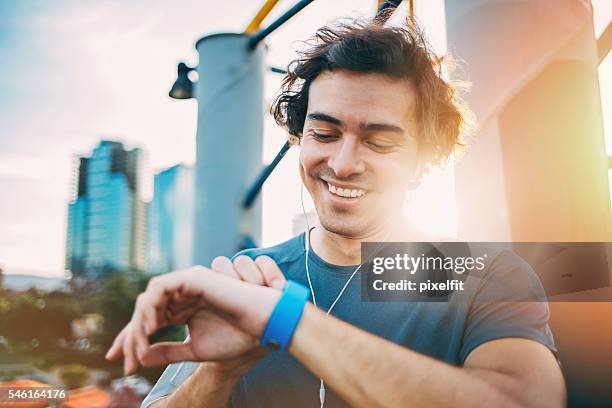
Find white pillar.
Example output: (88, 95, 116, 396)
(193, 33, 265, 266)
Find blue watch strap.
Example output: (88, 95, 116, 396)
(260, 280, 310, 351)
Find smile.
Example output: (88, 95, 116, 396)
(326, 181, 366, 198)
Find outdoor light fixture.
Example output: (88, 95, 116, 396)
(169, 62, 195, 99)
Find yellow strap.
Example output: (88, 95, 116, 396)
(408, 0, 415, 26)
(245, 0, 280, 33)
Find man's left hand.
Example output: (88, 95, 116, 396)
(105, 260, 283, 374)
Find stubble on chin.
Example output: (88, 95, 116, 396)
(317, 209, 371, 238)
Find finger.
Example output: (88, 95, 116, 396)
(144, 276, 174, 325)
(129, 317, 149, 374)
(140, 342, 196, 367)
(168, 290, 198, 317)
(255, 256, 286, 289)
(171, 289, 186, 306)
(144, 268, 204, 303)
(168, 304, 200, 325)
(211, 256, 240, 279)
(126, 317, 147, 374)
(105, 324, 129, 360)
(162, 267, 280, 336)
(170, 289, 200, 305)
(132, 295, 152, 358)
(145, 275, 175, 309)
(123, 325, 136, 375)
(139, 296, 160, 336)
(168, 295, 199, 316)
(233, 255, 264, 285)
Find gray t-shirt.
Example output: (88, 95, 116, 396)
(141, 232, 557, 408)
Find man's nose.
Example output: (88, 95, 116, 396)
(328, 137, 366, 179)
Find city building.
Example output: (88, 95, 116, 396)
(65, 140, 150, 278)
(147, 164, 194, 274)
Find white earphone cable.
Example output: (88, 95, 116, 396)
(300, 182, 392, 408)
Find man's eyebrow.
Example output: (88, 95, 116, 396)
(359, 122, 405, 135)
(306, 112, 344, 127)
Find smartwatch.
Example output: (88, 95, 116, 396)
(260, 280, 310, 351)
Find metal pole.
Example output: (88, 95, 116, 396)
(374, 0, 402, 24)
(243, 141, 290, 209)
(193, 33, 265, 266)
(270, 66, 287, 74)
(376, 0, 402, 15)
(248, 0, 315, 50)
(245, 0, 280, 33)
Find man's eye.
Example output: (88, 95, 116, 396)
(311, 131, 338, 142)
(365, 140, 395, 151)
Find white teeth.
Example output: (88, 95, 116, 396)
(326, 182, 365, 198)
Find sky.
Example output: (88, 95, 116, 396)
(0, 0, 610, 277)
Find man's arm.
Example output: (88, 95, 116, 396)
(289, 303, 566, 408)
(112, 266, 564, 407)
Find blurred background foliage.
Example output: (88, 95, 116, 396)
(0, 273, 186, 385)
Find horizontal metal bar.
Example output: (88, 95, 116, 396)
(248, 0, 314, 50)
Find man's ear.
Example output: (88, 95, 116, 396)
(288, 134, 301, 146)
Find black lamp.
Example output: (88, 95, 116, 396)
(169, 62, 195, 99)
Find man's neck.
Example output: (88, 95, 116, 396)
(309, 219, 427, 266)
(310, 220, 391, 266)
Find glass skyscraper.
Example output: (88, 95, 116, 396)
(65, 141, 149, 277)
(146, 164, 194, 274)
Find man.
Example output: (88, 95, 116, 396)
(107, 19, 566, 407)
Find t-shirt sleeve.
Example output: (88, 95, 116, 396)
(458, 250, 558, 364)
(140, 360, 199, 407)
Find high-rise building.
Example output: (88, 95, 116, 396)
(66, 140, 150, 277)
(146, 164, 194, 274)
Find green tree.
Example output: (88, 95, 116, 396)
(42, 291, 81, 345)
(1, 289, 80, 350)
(93, 273, 186, 350)
(59, 364, 90, 389)
(91, 272, 187, 383)
(94, 273, 136, 349)
(2, 290, 43, 344)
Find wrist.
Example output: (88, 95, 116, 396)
(198, 362, 244, 386)
(202, 348, 268, 383)
(287, 302, 318, 356)
(260, 281, 310, 351)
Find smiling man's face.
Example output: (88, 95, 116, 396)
(299, 69, 420, 238)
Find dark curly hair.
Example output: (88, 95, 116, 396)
(271, 18, 473, 173)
